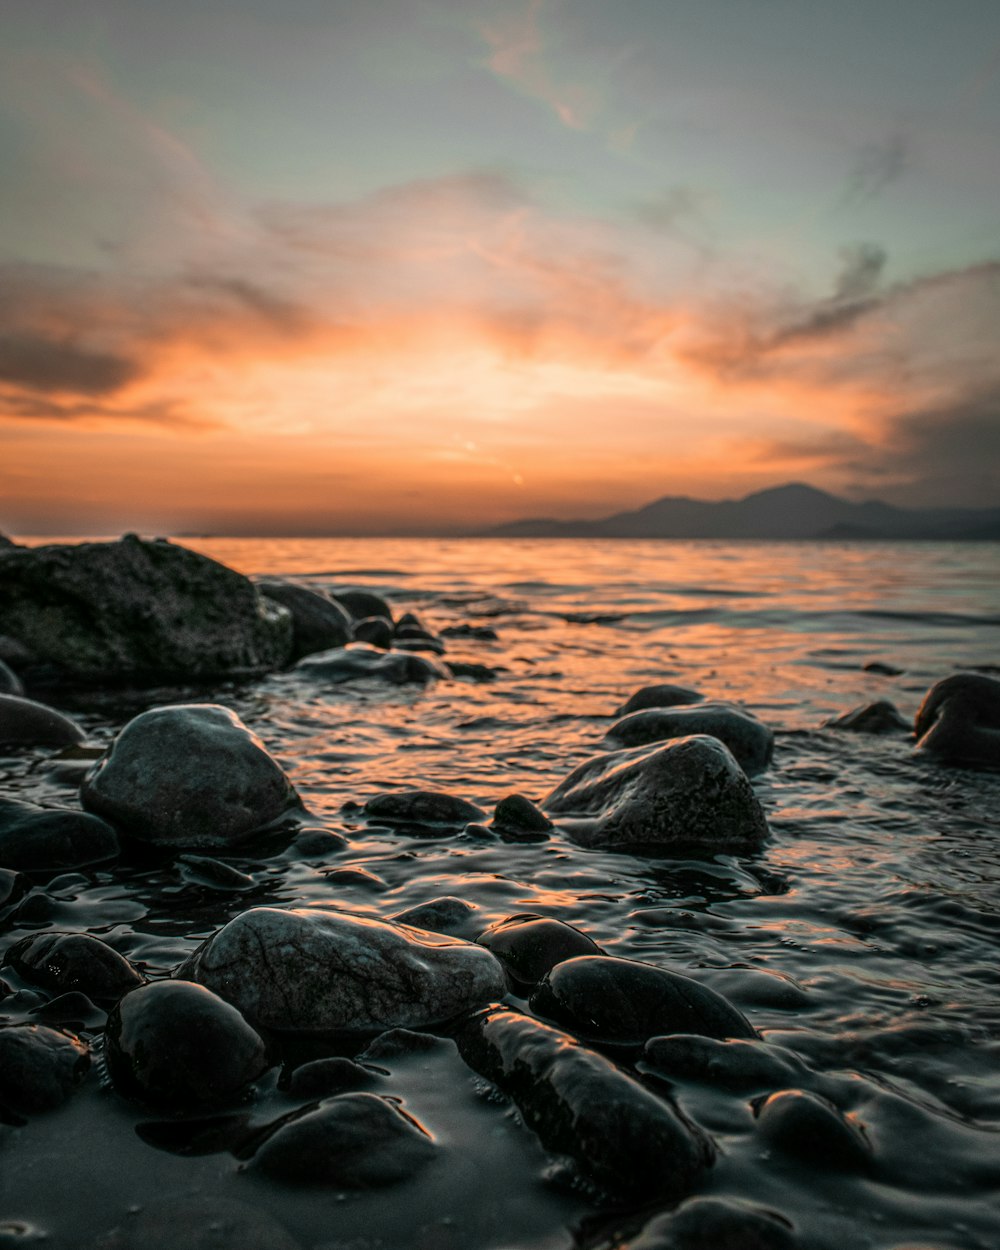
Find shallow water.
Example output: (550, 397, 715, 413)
(2, 538, 1000, 1249)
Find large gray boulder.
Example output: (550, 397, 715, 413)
(177, 906, 507, 1033)
(0, 693, 85, 747)
(914, 672, 1000, 768)
(81, 704, 300, 848)
(257, 579, 353, 659)
(0, 535, 292, 687)
(543, 735, 768, 853)
(603, 702, 774, 774)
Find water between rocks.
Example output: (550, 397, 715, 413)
(2, 537, 999, 1250)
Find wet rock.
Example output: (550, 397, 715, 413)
(0, 694, 85, 747)
(440, 623, 498, 641)
(81, 704, 300, 849)
(456, 1009, 713, 1202)
(0, 660, 24, 696)
(390, 896, 480, 936)
(30, 991, 107, 1031)
(477, 914, 603, 988)
(603, 702, 774, 774)
(624, 1197, 799, 1250)
(332, 590, 394, 624)
(0, 535, 292, 687)
(543, 736, 769, 854)
(447, 660, 499, 682)
(290, 827, 348, 858)
(0, 798, 119, 871)
(178, 854, 256, 891)
(0, 1023, 90, 1116)
(0, 867, 30, 910)
(640, 1035, 809, 1093)
(352, 616, 393, 648)
(295, 643, 448, 685)
(753, 1089, 873, 1171)
(284, 1057, 379, 1098)
(322, 865, 388, 891)
(257, 579, 353, 659)
(616, 684, 704, 717)
(491, 794, 553, 842)
(86, 1197, 302, 1250)
(356, 1028, 449, 1062)
(249, 1091, 437, 1187)
(3, 932, 144, 1004)
(177, 906, 507, 1034)
(824, 700, 911, 734)
(913, 672, 1000, 767)
(105, 980, 269, 1109)
(364, 789, 485, 826)
(531, 955, 756, 1047)
(863, 660, 904, 676)
(393, 635, 447, 655)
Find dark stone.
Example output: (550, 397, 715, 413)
(332, 590, 394, 624)
(0, 798, 119, 872)
(356, 1028, 448, 1062)
(753, 1088, 873, 1171)
(81, 704, 300, 849)
(351, 616, 393, 649)
(321, 866, 388, 890)
(0, 536, 292, 687)
(249, 1092, 436, 1187)
(364, 789, 485, 826)
(616, 684, 704, 716)
(824, 700, 911, 734)
(3, 931, 144, 1004)
(257, 579, 353, 659)
(85, 1197, 302, 1250)
(284, 1057, 379, 1098)
(176, 906, 506, 1034)
(290, 827, 349, 857)
(477, 914, 603, 988)
(440, 623, 498, 641)
(624, 1197, 799, 1250)
(394, 612, 426, 633)
(456, 1009, 713, 1202)
(0, 660, 24, 696)
(530, 955, 757, 1047)
(29, 991, 107, 1031)
(913, 672, 1000, 767)
(863, 661, 904, 676)
(0, 694, 85, 747)
(543, 736, 769, 854)
(391, 896, 480, 936)
(447, 661, 498, 682)
(640, 1035, 809, 1093)
(491, 794, 553, 841)
(392, 635, 447, 655)
(105, 980, 269, 1109)
(603, 702, 774, 774)
(0, 1023, 90, 1116)
(178, 854, 256, 891)
(0, 867, 30, 909)
(295, 643, 448, 685)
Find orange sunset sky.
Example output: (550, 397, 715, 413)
(2, 1, 999, 535)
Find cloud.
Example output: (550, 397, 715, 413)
(834, 242, 887, 300)
(840, 132, 910, 206)
(0, 334, 140, 395)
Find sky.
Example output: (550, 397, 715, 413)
(1, 0, 999, 535)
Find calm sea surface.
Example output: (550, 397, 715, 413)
(3, 538, 1000, 1249)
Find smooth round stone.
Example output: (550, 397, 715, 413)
(0, 1023, 90, 1116)
(491, 794, 553, 841)
(363, 789, 485, 826)
(81, 703, 300, 848)
(0, 659, 24, 696)
(824, 700, 911, 733)
(176, 906, 507, 1034)
(615, 684, 704, 717)
(863, 660, 904, 676)
(295, 643, 448, 685)
(625, 1197, 799, 1250)
(754, 1088, 873, 1171)
(543, 736, 769, 854)
(603, 702, 774, 774)
(391, 896, 480, 936)
(0, 798, 119, 872)
(640, 1034, 809, 1093)
(531, 955, 757, 1046)
(105, 980, 269, 1109)
(477, 914, 603, 988)
(284, 1057, 379, 1099)
(331, 590, 394, 624)
(351, 616, 393, 649)
(913, 672, 1000, 767)
(250, 1092, 436, 1187)
(257, 580, 353, 659)
(0, 694, 85, 748)
(3, 931, 144, 1004)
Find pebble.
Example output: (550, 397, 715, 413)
(2, 931, 144, 1004)
(477, 913, 603, 988)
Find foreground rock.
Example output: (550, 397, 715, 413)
(0, 1023, 90, 1116)
(619, 1197, 799, 1250)
(616, 684, 704, 717)
(530, 955, 756, 1046)
(754, 1089, 873, 1172)
(250, 1092, 437, 1187)
(0, 694, 85, 747)
(295, 643, 448, 685)
(477, 914, 602, 988)
(913, 673, 1000, 767)
(257, 580, 353, 659)
(178, 906, 506, 1033)
(105, 980, 269, 1109)
(0, 798, 119, 871)
(456, 1009, 713, 1202)
(3, 932, 144, 1004)
(824, 700, 911, 734)
(0, 535, 292, 687)
(603, 702, 774, 774)
(543, 736, 769, 854)
(81, 704, 300, 848)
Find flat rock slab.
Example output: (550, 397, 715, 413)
(177, 906, 507, 1034)
(81, 704, 300, 848)
(603, 702, 774, 774)
(543, 735, 769, 854)
(0, 535, 292, 687)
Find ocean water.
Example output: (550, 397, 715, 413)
(2, 537, 999, 1249)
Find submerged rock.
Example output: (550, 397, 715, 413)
(250, 1092, 437, 1187)
(0, 1023, 90, 1116)
(257, 580, 353, 659)
(530, 955, 757, 1046)
(491, 794, 553, 841)
(0, 535, 292, 687)
(2, 932, 144, 1004)
(81, 704, 300, 848)
(390, 896, 480, 936)
(456, 1009, 713, 1202)
(0, 660, 25, 696)
(753, 1088, 873, 1172)
(913, 672, 1000, 767)
(543, 736, 768, 854)
(177, 906, 506, 1034)
(295, 643, 448, 685)
(0, 798, 119, 871)
(623, 1197, 799, 1250)
(363, 789, 485, 826)
(284, 1056, 379, 1098)
(616, 684, 704, 717)
(477, 914, 603, 988)
(105, 980, 269, 1109)
(824, 700, 911, 734)
(603, 702, 774, 774)
(0, 694, 85, 747)
(352, 616, 394, 648)
(332, 590, 394, 624)
(640, 1034, 809, 1093)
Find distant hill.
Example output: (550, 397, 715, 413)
(485, 483, 1000, 540)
